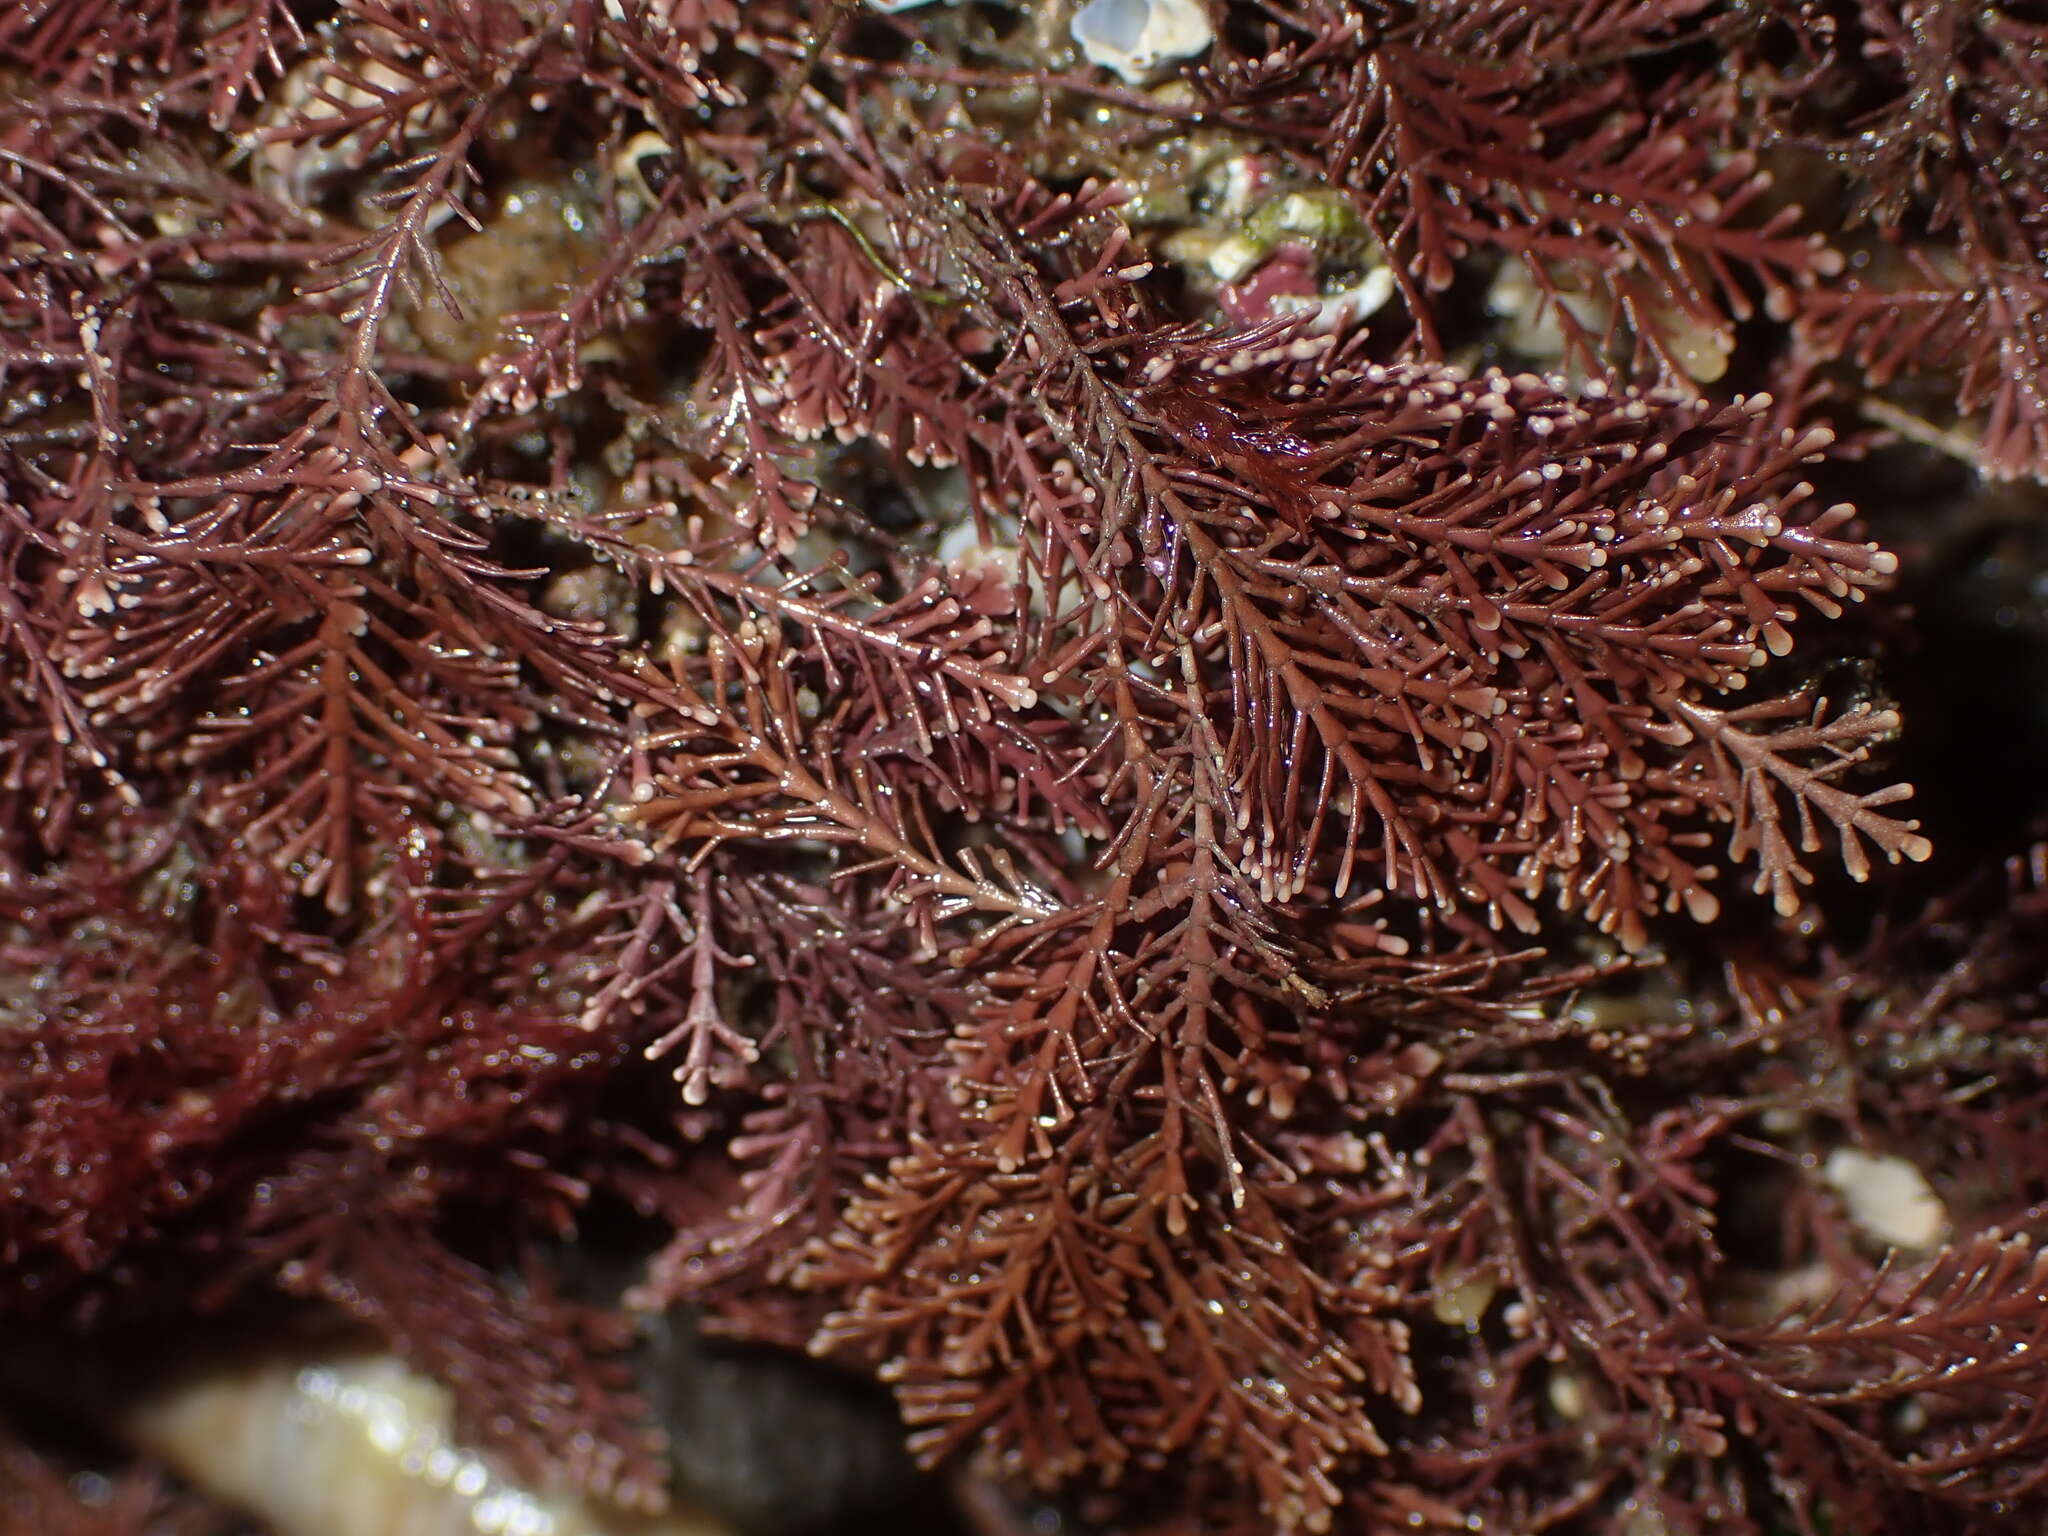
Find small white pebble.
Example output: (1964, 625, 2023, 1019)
(1823, 1147, 1948, 1250)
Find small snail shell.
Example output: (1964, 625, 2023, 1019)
(1070, 0, 1215, 85)
(126, 1352, 728, 1536)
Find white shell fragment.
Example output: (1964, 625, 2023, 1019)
(1071, 0, 1216, 85)
(1822, 1147, 1950, 1251)
(127, 1352, 729, 1536)
(1271, 267, 1398, 333)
